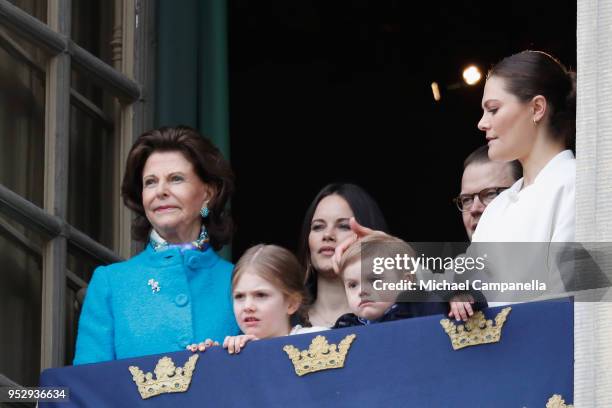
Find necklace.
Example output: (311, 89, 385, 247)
(149, 226, 210, 252)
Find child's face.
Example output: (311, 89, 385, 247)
(233, 268, 298, 339)
(343, 260, 393, 321)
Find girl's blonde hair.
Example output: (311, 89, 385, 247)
(232, 244, 310, 322)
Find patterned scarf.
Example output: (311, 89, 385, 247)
(149, 226, 210, 253)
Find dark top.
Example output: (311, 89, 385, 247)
(332, 290, 487, 329)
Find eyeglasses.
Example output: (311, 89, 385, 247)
(453, 187, 509, 212)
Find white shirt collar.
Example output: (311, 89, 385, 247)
(510, 149, 575, 194)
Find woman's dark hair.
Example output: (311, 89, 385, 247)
(489, 50, 576, 150)
(297, 183, 389, 303)
(121, 126, 234, 250)
(464, 145, 522, 182)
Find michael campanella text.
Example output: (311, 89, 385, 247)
(373, 279, 547, 293)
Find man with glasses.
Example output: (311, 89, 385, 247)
(455, 145, 522, 240)
(446, 146, 521, 320)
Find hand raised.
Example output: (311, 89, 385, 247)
(332, 217, 388, 274)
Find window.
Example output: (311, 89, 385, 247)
(0, 0, 153, 386)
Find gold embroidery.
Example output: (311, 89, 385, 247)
(440, 307, 511, 350)
(546, 394, 573, 408)
(129, 355, 199, 399)
(283, 334, 356, 376)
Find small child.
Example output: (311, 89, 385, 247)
(333, 234, 464, 328)
(223, 244, 326, 354)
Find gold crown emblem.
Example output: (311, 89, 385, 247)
(546, 394, 573, 408)
(283, 334, 356, 376)
(128, 355, 199, 399)
(440, 307, 512, 350)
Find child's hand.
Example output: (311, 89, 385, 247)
(332, 217, 385, 274)
(186, 338, 219, 353)
(223, 334, 258, 354)
(448, 294, 475, 321)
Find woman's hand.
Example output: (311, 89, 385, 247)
(186, 338, 219, 353)
(448, 294, 475, 321)
(223, 334, 258, 354)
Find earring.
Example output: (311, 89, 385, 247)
(200, 206, 209, 218)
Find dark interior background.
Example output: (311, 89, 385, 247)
(228, 0, 576, 260)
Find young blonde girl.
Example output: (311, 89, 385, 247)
(222, 244, 326, 354)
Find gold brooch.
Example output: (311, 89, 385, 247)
(283, 334, 356, 376)
(440, 307, 511, 350)
(129, 355, 199, 399)
(546, 394, 573, 408)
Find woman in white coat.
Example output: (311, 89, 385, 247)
(472, 50, 576, 243)
(468, 51, 577, 307)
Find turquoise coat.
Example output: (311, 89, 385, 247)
(73, 245, 239, 365)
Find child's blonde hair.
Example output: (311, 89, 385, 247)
(337, 233, 417, 278)
(232, 244, 310, 320)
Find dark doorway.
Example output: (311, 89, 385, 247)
(228, 0, 576, 259)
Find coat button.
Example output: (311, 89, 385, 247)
(186, 256, 199, 268)
(175, 294, 189, 307)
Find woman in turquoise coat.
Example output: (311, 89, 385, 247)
(73, 126, 240, 365)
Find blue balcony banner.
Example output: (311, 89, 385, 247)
(39, 300, 573, 407)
